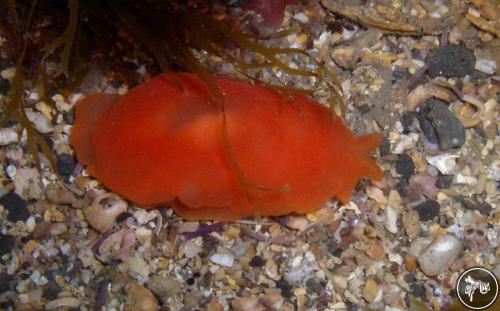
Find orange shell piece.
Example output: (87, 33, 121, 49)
(71, 73, 383, 220)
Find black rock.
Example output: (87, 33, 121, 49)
(0, 192, 30, 222)
(425, 45, 475, 78)
(410, 283, 425, 298)
(395, 154, 415, 179)
(275, 279, 293, 299)
(414, 200, 440, 221)
(0, 235, 16, 256)
(56, 153, 76, 176)
(0, 272, 12, 293)
(249, 255, 267, 267)
(420, 99, 465, 150)
(436, 175, 453, 189)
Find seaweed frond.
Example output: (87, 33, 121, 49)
(41, 0, 78, 77)
(2, 0, 55, 170)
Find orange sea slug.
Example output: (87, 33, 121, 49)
(71, 73, 383, 220)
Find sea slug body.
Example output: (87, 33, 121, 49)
(71, 73, 383, 220)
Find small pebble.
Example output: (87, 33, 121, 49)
(413, 200, 440, 221)
(379, 137, 391, 156)
(0, 128, 18, 145)
(366, 243, 385, 261)
(147, 275, 181, 303)
(461, 198, 492, 216)
(425, 45, 475, 77)
(0, 191, 30, 222)
(126, 254, 150, 277)
(384, 206, 399, 234)
(405, 255, 417, 272)
(435, 175, 453, 189)
(56, 153, 76, 177)
(210, 253, 235, 267)
(0, 78, 10, 94)
(395, 154, 415, 179)
(42, 281, 61, 300)
(45, 297, 81, 310)
(0, 235, 15, 256)
(0, 272, 12, 293)
(417, 234, 462, 276)
(286, 216, 309, 231)
(125, 282, 158, 311)
(403, 210, 421, 239)
(362, 278, 380, 303)
(276, 279, 293, 298)
(420, 100, 465, 150)
(249, 255, 267, 267)
(426, 153, 458, 175)
(400, 112, 416, 133)
(410, 283, 425, 297)
(62, 110, 75, 124)
(416, 113, 438, 144)
(231, 297, 260, 311)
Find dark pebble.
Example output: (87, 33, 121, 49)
(416, 113, 439, 145)
(420, 99, 465, 150)
(392, 68, 408, 81)
(306, 278, 325, 295)
(401, 112, 416, 133)
(56, 153, 76, 176)
(425, 45, 475, 78)
(0, 272, 12, 293)
(379, 136, 391, 157)
(410, 283, 425, 297)
(414, 200, 440, 221)
(395, 154, 415, 179)
(43, 281, 61, 300)
(249, 255, 267, 267)
(436, 175, 453, 189)
(116, 212, 133, 223)
(0, 235, 16, 256)
(0, 79, 10, 95)
(358, 105, 371, 114)
(461, 198, 492, 216)
(62, 110, 75, 125)
(396, 178, 409, 197)
(201, 234, 218, 255)
(0, 192, 30, 222)
(404, 273, 417, 284)
(275, 278, 293, 299)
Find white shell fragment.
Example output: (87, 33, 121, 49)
(384, 206, 399, 234)
(426, 154, 459, 175)
(474, 58, 497, 75)
(210, 253, 234, 267)
(0, 128, 19, 145)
